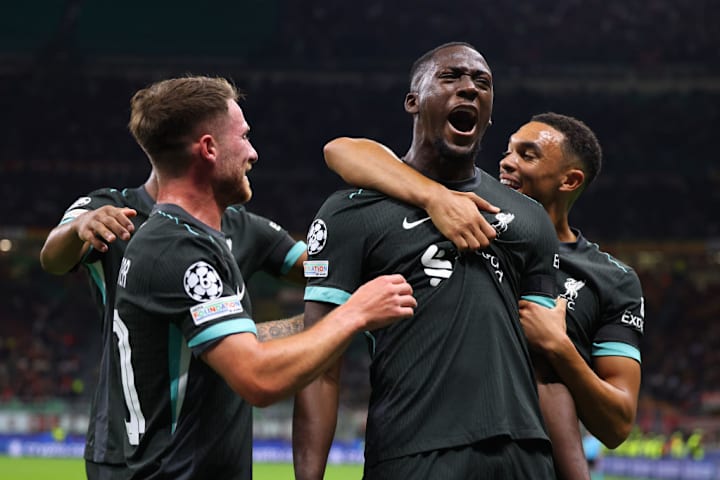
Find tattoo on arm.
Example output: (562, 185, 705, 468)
(256, 314, 304, 342)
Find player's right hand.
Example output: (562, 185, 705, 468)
(347, 274, 416, 330)
(75, 206, 137, 252)
(425, 189, 498, 252)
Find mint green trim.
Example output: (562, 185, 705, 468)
(592, 341, 641, 363)
(281, 242, 307, 275)
(521, 295, 555, 308)
(188, 318, 257, 348)
(304, 286, 350, 305)
(85, 262, 106, 305)
(168, 324, 191, 433)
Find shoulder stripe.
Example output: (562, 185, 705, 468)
(521, 295, 556, 308)
(592, 341, 641, 363)
(281, 242, 307, 275)
(157, 210, 180, 224)
(304, 286, 351, 305)
(188, 318, 257, 348)
(184, 224, 201, 236)
(60, 208, 90, 225)
(589, 241, 629, 273)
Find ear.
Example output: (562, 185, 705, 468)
(560, 168, 585, 193)
(196, 134, 218, 164)
(404, 92, 419, 114)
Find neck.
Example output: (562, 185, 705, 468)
(403, 142, 477, 183)
(157, 177, 223, 230)
(143, 172, 159, 201)
(544, 201, 576, 243)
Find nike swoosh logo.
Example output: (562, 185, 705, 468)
(402, 216, 431, 229)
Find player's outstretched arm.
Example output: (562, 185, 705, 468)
(519, 298, 641, 448)
(202, 274, 415, 407)
(256, 314, 304, 342)
(40, 206, 137, 274)
(323, 137, 498, 251)
(293, 302, 342, 480)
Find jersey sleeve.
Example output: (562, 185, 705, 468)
(58, 188, 127, 265)
(593, 267, 644, 362)
(519, 203, 560, 307)
(136, 233, 256, 357)
(223, 205, 306, 278)
(60, 188, 124, 225)
(303, 193, 368, 307)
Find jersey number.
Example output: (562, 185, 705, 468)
(113, 310, 146, 445)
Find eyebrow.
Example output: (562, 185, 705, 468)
(444, 66, 491, 76)
(512, 140, 542, 154)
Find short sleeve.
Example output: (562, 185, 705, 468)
(303, 193, 368, 306)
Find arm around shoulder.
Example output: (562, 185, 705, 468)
(323, 137, 498, 250)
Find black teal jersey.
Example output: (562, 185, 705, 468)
(58, 189, 300, 468)
(60, 186, 153, 466)
(114, 204, 255, 480)
(222, 204, 306, 278)
(559, 229, 644, 365)
(304, 167, 560, 466)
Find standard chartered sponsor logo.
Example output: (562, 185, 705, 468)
(421, 244, 454, 287)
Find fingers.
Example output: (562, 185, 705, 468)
(383, 275, 416, 301)
(555, 296, 568, 311)
(77, 207, 138, 251)
(442, 192, 496, 251)
(84, 233, 111, 253)
(373, 274, 417, 316)
(469, 193, 500, 213)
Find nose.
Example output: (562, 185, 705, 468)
(249, 145, 259, 164)
(499, 154, 516, 173)
(457, 75, 479, 101)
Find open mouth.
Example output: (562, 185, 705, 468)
(499, 176, 521, 190)
(448, 108, 477, 133)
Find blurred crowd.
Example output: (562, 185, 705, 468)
(1, 235, 719, 439)
(270, 0, 718, 70)
(1, 71, 718, 240)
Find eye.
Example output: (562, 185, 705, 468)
(473, 75, 491, 88)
